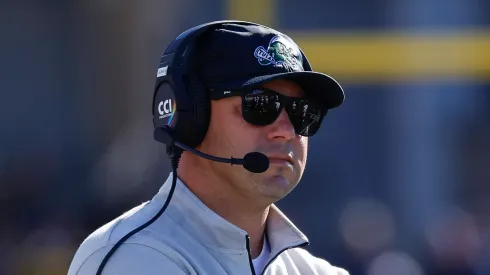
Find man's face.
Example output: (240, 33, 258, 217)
(196, 79, 309, 205)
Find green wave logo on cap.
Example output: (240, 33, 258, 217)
(254, 35, 301, 70)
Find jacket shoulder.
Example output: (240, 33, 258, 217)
(67, 242, 189, 275)
(288, 247, 349, 275)
(68, 202, 191, 275)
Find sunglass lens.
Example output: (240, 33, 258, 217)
(287, 99, 325, 136)
(242, 90, 282, 126)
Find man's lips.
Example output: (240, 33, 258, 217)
(267, 155, 294, 165)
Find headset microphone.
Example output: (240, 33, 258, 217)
(154, 128, 270, 173)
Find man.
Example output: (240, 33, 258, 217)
(68, 21, 348, 275)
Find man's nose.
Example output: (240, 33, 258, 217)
(266, 109, 295, 141)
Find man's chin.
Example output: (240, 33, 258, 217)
(257, 174, 297, 200)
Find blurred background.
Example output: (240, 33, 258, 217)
(1, 0, 489, 274)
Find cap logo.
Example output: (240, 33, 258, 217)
(254, 35, 301, 70)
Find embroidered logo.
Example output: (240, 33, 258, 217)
(254, 35, 301, 70)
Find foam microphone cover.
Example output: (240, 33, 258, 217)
(243, 152, 270, 173)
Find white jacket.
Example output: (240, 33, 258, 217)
(68, 173, 349, 275)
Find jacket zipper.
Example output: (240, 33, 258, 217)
(246, 235, 309, 275)
(245, 235, 257, 275)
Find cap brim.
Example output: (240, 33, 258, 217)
(211, 72, 345, 109)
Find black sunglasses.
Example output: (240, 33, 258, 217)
(210, 87, 327, 136)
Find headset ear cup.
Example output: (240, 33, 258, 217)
(184, 75, 210, 148)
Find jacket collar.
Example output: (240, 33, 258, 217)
(153, 172, 309, 254)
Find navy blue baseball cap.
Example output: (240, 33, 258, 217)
(194, 22, 344, 109)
